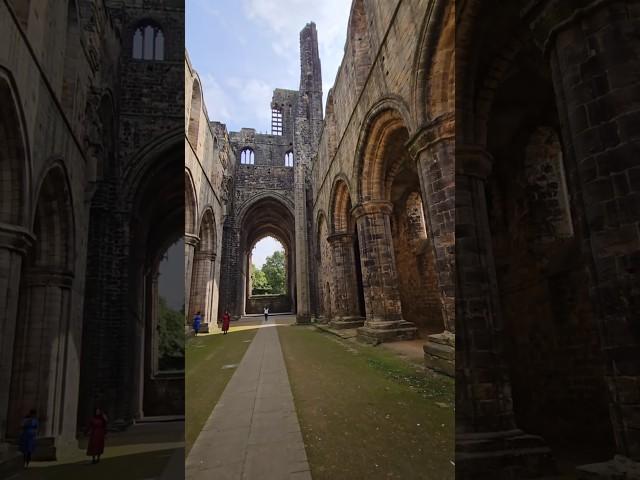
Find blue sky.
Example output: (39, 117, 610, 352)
(251, 237, 284, 268)
(186, 0, 352, 133)
(159, 239, 184, 311)
(186, 0, 352, 264)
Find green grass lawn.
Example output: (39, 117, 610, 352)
(185, 329, 257, 454)
(12, 448, 176, 480)
(278, 325, 454, 480)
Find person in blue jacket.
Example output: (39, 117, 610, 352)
(19, 409, 38, 468)
(193, 311, 202, 335)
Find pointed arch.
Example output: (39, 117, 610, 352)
(187, 77, 202, 149)
(184, 168, 197, 236)
(354, 100, 412, 203)
(329, 176, 354, 235)
(347, 0, 372, 90)
(0, 67, 31, 226)
(31, 160, 75, 270)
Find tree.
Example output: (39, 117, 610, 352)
(251, 263, 270, 294)
(262, 250, 286, 294)
(158, 296, 184, 371)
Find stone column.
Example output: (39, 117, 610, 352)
(184, 233, 199, 323)
(408, 118, 456, 376)
(352, 201, 417, 343)
(526, 0, 640, 472)
(189, 251, 215, 332)
(7, 269, 74, 460)
(455, 146, 554, 477)
(0, 224, 33, 448)
(326, 233, 364, 329)
(294, 161, 311, 323)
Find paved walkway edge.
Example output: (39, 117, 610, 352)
(186, 325, 311, 480)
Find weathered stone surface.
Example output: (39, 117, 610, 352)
(0, 0, 185, 463)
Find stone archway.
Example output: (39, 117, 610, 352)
(326, 178, 365, 328)
(188, 207, 217, 331)
(8, 162, 75, 447)
(0, 69, 32, 446)
(235, 194, 295, 318)
(353, 106, 419, 343)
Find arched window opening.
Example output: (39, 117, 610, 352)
(240, 148, 255, 165)
(271, 107, 283, 135)
(249, 237, 286, 296)
(156, 238, 185, 373)
(133, 23, 165, 60)
(524, 126, 574, 242)
(284, 151, 294, 167)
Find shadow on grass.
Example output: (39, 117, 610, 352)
(12, 448, 177, 480)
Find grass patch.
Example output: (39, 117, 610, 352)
(14, 448, 176, 479)
(185, 329, 257, 454)
(279, 325, 454, 480)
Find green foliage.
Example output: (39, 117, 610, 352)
(262, 250, 286, 294)
(251, 263, 270, 295)
(158, 296, 185, 371)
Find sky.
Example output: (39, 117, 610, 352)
(159, 239, 184, 311)
(252, 236, 283, 268)
(186, 0, 353, 133)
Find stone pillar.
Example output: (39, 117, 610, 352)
(525, 1, 640, 473)
(184, 233, 199, 322)
(294, 161, 311, 323)
(7, 269, 74, 460)
(408, 118, 456, 376)
(352, 201, 417, 343)
(189, 251, 215, 332)
(326, 233, 364, 329)
(455, 146, 554, 478)
(0, 224, 33, 450)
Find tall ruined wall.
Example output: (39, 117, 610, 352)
(310, 0, 442, 330)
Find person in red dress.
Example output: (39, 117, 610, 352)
(222, 309, 231, 335)
(86, 407, 108, 464)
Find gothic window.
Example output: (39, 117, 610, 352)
(241, 148, 255, 165)
(272, 107, 283, 135)
(284, 151, 294, 167)
(132, 23, 165, 60)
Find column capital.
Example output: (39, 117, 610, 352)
(456, 145, 493, 180)
(351, 201, 393, 220)
(0, 223, 35, 255)
(184, 233, 200, 247)
(24, 268, 74, 288)
(523, 0, 617, 55)
(406, 113, 454, 160)
(326, 232, 354, 244)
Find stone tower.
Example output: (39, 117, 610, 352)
(293, 23, 323, 323)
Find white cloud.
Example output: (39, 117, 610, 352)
(200, 73, 234, 126)
(242, 0, 352, 95)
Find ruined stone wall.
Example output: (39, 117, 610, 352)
(185, 55, 235, 330)
(311, 0, 441, 324)
(0, 0, 104, 444)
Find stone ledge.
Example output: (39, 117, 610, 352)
(456, 429, 555, 479)
(328, 317, 365, 330)
(356, 321, 417, 345)
(576, 455, 640, 479)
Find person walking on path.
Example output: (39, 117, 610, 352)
(19, 409, 38, 468)
(264, 306, 269, 322)
(193, 311, 202, 336)
(86, 407, 108, 464)
(222, 310, 231, 335)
